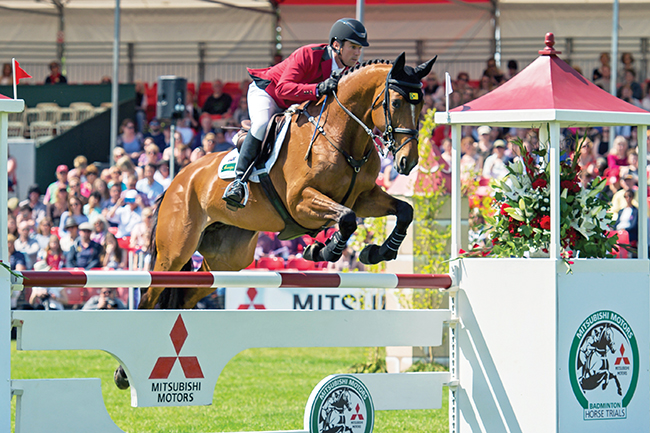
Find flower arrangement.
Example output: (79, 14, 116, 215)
(463, 136, 619, 263)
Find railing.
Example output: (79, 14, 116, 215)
(1, 36, 648, 85)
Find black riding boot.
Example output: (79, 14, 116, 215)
(222, 133, 263, 209)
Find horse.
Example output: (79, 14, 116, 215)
(578, 325, 622, 396)
(140, 52, 435, 310)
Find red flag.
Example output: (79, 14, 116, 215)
(14, 60, 31, 83)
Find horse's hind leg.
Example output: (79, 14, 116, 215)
(352, 185, 413, 265)
(295, 187, 357, 263)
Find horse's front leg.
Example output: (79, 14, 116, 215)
(296, 187, 357, 263)
(353, 185, 413, 265)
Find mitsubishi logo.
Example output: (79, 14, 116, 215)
(615, 343, 630, 366)
(237, 288, 266, 310)
(149, 315, 204, 379)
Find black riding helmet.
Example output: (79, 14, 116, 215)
(329, 18, 369, 48)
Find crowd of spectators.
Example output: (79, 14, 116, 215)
(10, 51, 650, 307)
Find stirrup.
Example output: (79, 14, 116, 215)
(222, 179, 249, 211)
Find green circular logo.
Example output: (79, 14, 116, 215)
(569, 310, 639, 420)
(304, 374, 374, 433)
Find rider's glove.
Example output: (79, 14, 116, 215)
(317, 74, 340, 96)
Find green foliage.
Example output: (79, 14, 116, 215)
(406, 360, 448, 373)
(347, 347, 388, 373)
(351, 217, 387, 273)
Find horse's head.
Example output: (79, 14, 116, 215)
(374, 52, 436, 175)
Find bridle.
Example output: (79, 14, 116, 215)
(332, 70, 422, 159)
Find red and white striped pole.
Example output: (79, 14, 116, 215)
(15, 270, 452, 290)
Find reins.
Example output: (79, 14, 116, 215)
(298, 66, 421, 206)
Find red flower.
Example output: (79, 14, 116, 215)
(540, 215, 551, 230)
(500, 203, 511, 216)
(532, 178, 547, 189)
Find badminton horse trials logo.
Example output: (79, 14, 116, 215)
(569, 310, 639, 421)
(305, 375, 374, 433)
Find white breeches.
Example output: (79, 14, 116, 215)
(247, 81, 281, 140)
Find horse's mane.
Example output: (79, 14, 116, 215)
(340, 58, 393, 78)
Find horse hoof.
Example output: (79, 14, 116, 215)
(114, 365, 130, 390)
(303, 241, 325, 262)
(359, 244, 381, 265)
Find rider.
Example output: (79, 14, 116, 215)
(222, 18, 370, 209)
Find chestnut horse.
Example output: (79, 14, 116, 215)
(142, 53, 435, 310)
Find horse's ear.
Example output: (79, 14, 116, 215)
(391, 52, 407, 75)
(414, 55, 437, 80)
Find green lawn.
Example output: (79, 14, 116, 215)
(11, 342, 448, 432)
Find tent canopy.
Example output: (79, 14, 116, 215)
(436, 34, 650, 127)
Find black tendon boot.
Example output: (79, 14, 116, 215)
(222, 133, 263, 210)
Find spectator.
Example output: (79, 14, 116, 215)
(482, 139, 509, 180)
(59, 217, 79, 253)
(46, 186, 69, 227)
(423, 72, 444, 102)
(82, 287, 126, 310)
(8, 234, 26, 271)
(7, 214, 18, 238)
(107, 166, 125, 191)
(112, 147, 127, 166)
(14, 221, 39, 269)
(460, 137, 481, 179)
(106, 189, 143, 238)
(475, 125, 493, 160)
(618, 52, 636, 86)
(58, 196, 88, 236)
(592, 52, 610, 82)
(82, 164, 100, 197)
(134, 81, 148, 134)
(593, 65, 611, 91)
(32, 217, 54, 250)
(144, 118, 166, 151)
(616, 189, 638, 245)
(102, 183, 122, 220)
(44, 61, 67, 84)
(190, 147, 206, 162)
(136, 164, 164, 203)
(475, 75, 493, 98)
(66, 221, 103, 269)
(455, 72, 471, 94)
(327, 245, 365, 272)
(611, 171, 638, 216)
(116, 118, 144, 164)
(201, 79, 233, 116)
(183, 91, 200, 130)
(232, 97, 250, 126)
(0, 62, 11, 85)
(154, 161, 172, 190)
(192, 113, 216, 150)
(84, 191, 103, 223)
(91, 217, 108, 245)
(67, 175, 85, 203)
(102, 232, 128, 270)
(16, 202, 35, 231)
(201, 132, 217, 153)
(607, 136, 629, 169)
(506, 59, 518, 80)
(7, 154, 17, 197)
(138, 142, 161, 168)
(483, 57, 504, 86)
(130, 206, 153, 252)
(44, 165, 69, 205)
(41, 234, 64, 270)
(213, 128, 234, 152)
(617, 69, 643, 101)
(26, 185, 46, 223)
(176, 118, 195, 146)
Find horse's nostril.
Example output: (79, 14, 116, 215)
(399, 156, 408, 173)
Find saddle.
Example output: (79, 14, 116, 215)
(237, 111, 322, 241)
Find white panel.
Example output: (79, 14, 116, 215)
(352, 372, 450, 410)
(457, 258, 558, 433)
(13, 379, 124, 433)
(13, 309, 449, 407)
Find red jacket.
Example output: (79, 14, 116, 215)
(248, 44, 334, 109)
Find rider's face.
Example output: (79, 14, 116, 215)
(335, 41, 362, 68)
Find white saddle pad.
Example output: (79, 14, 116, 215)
(217, 116, 291, 183)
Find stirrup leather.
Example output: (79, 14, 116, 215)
(222, 179, 250, 210)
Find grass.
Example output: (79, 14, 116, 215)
(11, 342, 448, 432)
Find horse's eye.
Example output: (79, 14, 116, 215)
(391, 99, 401, 109)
